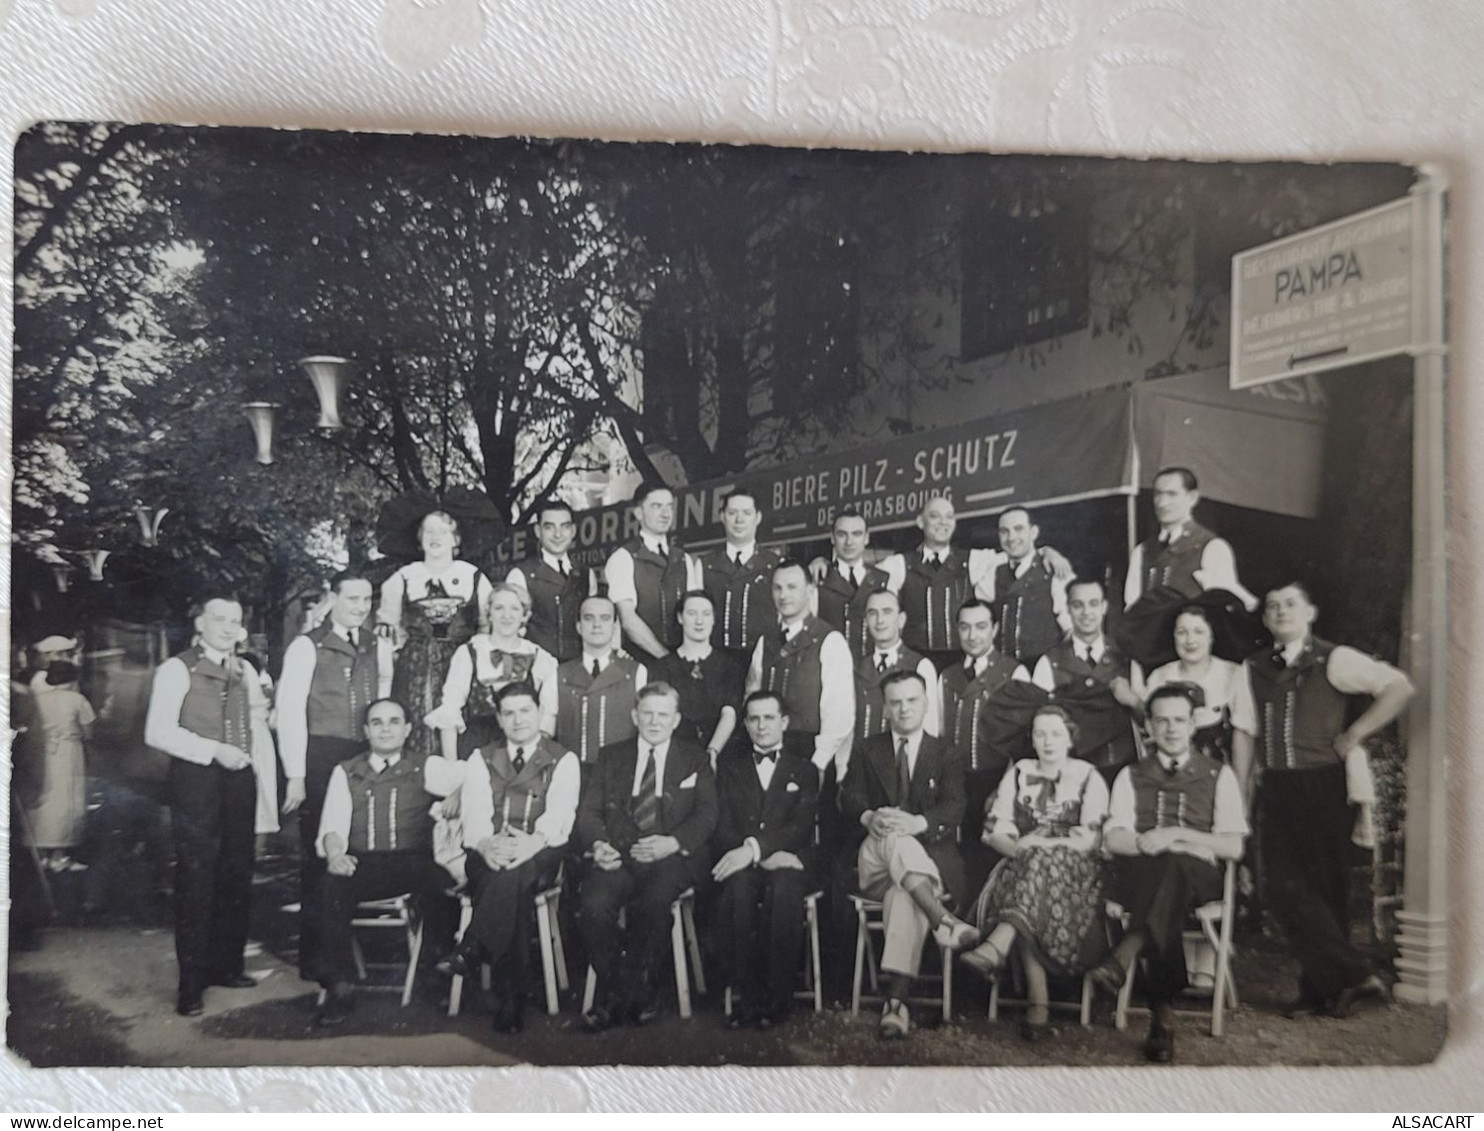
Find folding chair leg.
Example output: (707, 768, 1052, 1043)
(351, 937, 367, 982)
(671, 902, 693, 1020)
(402, 917, 424, 1007)
(988, 973, 1000, 1021)
(1114, 958, 1135, 1031)
(1080, 974, 1092, 1028)
(681, 899, 706, 996)
(851, 911, 867, 1018)
(537, 901, 560, 1016)
(551, 894, 570, 993)
(447, 897, 474, 1017)
(582, 965, 597, 1014)
(866, 931, 879, 992)
(808, 900, 823, 1013)
(941, 946, 953, 1022)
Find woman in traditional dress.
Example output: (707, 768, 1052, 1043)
(25, 661, 96, 872)
(377, 510, 493, 760)
(960, 704, 1110, 1040)
(651, 590, 742, 765)
(426, 582, 559, 760)
(1138, 604, 1257, 766)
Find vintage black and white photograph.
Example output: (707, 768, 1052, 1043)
(6, 122, 1448, 1070)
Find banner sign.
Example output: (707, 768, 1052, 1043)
(1231, 195, 1421, 389)
(495, 390, 1135, 569)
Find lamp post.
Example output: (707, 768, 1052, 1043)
(298, 355, 354, 430)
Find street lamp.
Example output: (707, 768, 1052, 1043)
(298, 355, 354, 430)
(242, 402, 279, 465)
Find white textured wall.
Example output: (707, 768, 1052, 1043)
(1, 0, 1478, 1111)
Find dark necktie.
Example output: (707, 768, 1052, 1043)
(558, 560, 569, 577)
(1163, 759, 1181, 778)
(849, 568, 860, 591)
(733, 550, 744, 568)
(877, 653, 890, 673)
(928, 554, 943, 573)
(657, 541, 669, 558)
(753, 746, 778, 766)
(348, 629, 359, 649)
(633, 747, 660, 833)
(895, 736, 912, 806)
(966, 656, 980, 678)
(1272, 650, 1287, 669)
(511, 745, 526, 774)
(591, 656, 602, 678)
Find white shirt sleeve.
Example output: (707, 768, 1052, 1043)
(1224, 659, 1258, 736)
(1081, 767, 1112, 829)
(634, 662, 649, 693)
(917, 657, 941, 736)
(817, 631, 856, 775)
(1124, 544, 1145, 610)
(423, 755, 466, 798)
(967, 547, 1009, 598)
(1012, 663, 1031, 683)
(745, 638, 765, 695)
(274, 636, 316, 778)
(1031, 655, 1056, 693)
(376, 635, 395, 698)
(534, 649, 560, 736)
(879, 553, 906, 595)
(1050, 571, 1071, 632)
(143, 658, 219, 765)
(1104, 767, 1137, 834)
(533, 751, 581, 849)
(604, 546, 638, 606)
(1211, 764, 1251, 837)
(426, 645, 474, 731)
(461, 752, 495, 847)
(985, 763, 1019, 833)
(684, 552, 703, 591)
(506, 565, 530, 591)
(378, 567, 406, 628)
(315, 765, 353, 857)
(1326, 646, 1411, 698)
(1199, 538, 1258, 612)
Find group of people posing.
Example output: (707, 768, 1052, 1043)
(143, 466, 1413, 1065)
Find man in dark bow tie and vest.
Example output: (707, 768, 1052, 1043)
(507, 499, 589, 663)
(277, 569, 394, 982)
(437, 682, 581, 1033)
(553, 596, 648, 767)
(711, 690, 819, 1028)
(1092, 683, 1249, 1064)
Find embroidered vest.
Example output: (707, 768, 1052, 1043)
(479, 735, 565, 834)
(1247, 637, 1349, 772)
(555, 655, 641, 764)
(304, 621, 380, 740)
(939, 653, 1021, 772)
(1129, 749, 1222, 833)
(898, 548, 971, 653)
(758, 616, 835, 735)
(175, 646, 252, 751)
(1138, 520, 1216, 599)
(815, 564, 892, 659)
(699, 546, 782, 652)
(993, 559, 1062, 663)
(624, 537, 690, 650)
(853, 646, 930, 740)
(343, 753, 434, 853)
(522, 558, 585, 662)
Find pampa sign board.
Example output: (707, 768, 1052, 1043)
(1231, 195, 1421, 389)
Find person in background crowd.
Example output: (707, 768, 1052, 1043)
(1091, 683, 1249, 1064)
(695, 490, 783, 661)
(711, 690, 819, 1029)
(575, 682, 716, 1031)
(841, 671, 979, 1040)
(313, 698, 459, 1026)
(377, 511, 494, 759)
(554, 595, 648, 767)
(853, 588, 940, 741)
(812, 509, 891, 659)
(652, 589, 744, 764)
(24, 659, 96, 874)
(276, 569, 392, 982)
(604, 482, 693, 660)
(988, 507, 1071, 666)
(507, 499, 588, 663)
(1123, 467, 1257, 612)
(1243, 582, 1413, 1020)
(1137, 604, 1257, 766)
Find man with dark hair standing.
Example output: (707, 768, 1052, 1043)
(576, 682, 716, 1030)
(813, 508, 891, 659)
(277, 569, 394, 982)
(1124, 467, 1257, 612)
(1092, 683, 1248, 1064)
(1243, 582, 1412, 1019)
(1032, 578, 1142, 784)
(842, 670, 979, 1039)
(711, 690, 819, 1028)
(145, 596, 276, 1017)
(695, 489, 783, 661)
(508, 499, 588, 663)
(554, 595, 649, 766)
(853, 588, 939, 741)
(991, 506, 1070, 665)
(604, 482, 695, 660)
(313, 698, 457, 1026)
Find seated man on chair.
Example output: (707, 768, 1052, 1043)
(1092, 682, 1249, 1064)
(313, 698, 458, 1026)
(712, 690, 819, 1029)
(437, 682, 581, 1033)
(576, 681, 717, 1030)
(840, 670, 980, 1040)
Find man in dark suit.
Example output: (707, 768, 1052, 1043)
(576, 681, 718, 1030)
(841, 670, 979, 1039)
(711, 690, 819, 1028)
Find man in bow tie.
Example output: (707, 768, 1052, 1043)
(841, 671, 979, 1039)
(695, 490, 784, 661)
(437, 683, 581, 1033)
(1092, 683, 1249, 1064)
(507, 499, 589, 662)
(277, 569, 395, 982)
(145, 595, 284, 1017)
(711, 690, 819, 1028)
(312, 698, 459, 1026)
(604, 482, 698, 660)
(575, 682, 717, 1029)
(1241, 582, 1412, 1020)
(1031, 578, 1143, 784)
(1123, 467, 1257, 612)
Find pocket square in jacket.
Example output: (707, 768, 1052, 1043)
(678, 772, 697, 789)
(786, 781, 800, 792)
